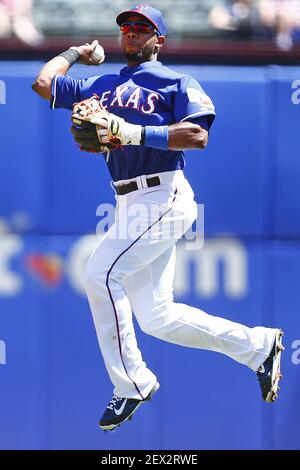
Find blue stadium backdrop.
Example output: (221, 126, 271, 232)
(0, 62, 299, 450)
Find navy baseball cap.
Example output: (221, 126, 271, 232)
(116, 4, 167, 37)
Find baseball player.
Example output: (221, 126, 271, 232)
(32, 4, 284, 431)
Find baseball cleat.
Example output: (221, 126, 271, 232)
(255, 329, 284, 403)
(99, 382, 160, 431)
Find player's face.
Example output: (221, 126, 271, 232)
(120, 15, 164, 64)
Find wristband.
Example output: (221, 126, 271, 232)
(144, 126, 169, 150)
(58, 48, 80, 65)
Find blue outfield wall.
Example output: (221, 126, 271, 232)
(0, 63, 299, 449)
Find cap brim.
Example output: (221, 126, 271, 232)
(116, 10, 161, 35)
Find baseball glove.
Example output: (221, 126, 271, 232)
(71, 94, 143, 153)
(71, 95, 121, 154)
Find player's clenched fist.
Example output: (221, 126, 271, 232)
(71, 95, 143, 153)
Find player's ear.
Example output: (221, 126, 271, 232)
(155, 35, 165, 53)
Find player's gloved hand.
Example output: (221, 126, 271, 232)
(71, 95, 143, 154)
(71, 95, 120, 154)
(70, 119, 116, 154)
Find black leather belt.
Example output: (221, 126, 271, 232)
(114, 176, 160, 195)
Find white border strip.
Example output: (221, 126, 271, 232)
(180, 111, 215, 122)
(51, 75, 59, 109)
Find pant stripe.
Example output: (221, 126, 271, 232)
(106, 189, 178, 399)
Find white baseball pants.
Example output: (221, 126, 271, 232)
(83, 170, 276, 399)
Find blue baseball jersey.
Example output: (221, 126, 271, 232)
(51, 61, 215, 182)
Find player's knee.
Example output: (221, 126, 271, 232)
(137, 311, 166, 337)
(139, 319, 156, 335)
(137, 300, 176, 337)
(139, 320, 167, 339)
(83, 261, 106, 296)
(83, 261, 126, 299)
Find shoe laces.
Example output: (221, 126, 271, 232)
(256, 364, 266, 374)
(107, 395, 123, 410)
